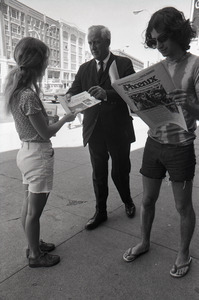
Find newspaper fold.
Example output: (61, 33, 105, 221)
(112, 61, 187, 131)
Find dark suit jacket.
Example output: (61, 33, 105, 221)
(68, 52, 136, 146)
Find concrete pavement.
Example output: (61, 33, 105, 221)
(0, 115, 199, 300)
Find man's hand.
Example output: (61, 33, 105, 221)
(88, 86, 107, 101)
(168, 89, 189, 108)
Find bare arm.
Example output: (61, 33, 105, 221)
(29, 112, 76, 140)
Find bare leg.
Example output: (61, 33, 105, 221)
(25, 192, 48, 258)
(172, 181, 196, 266)
(130, 176, 162, 255)
(21, 184, 29, 231)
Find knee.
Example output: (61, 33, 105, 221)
(175, 202, 195, 217)
(27, 207, 40, 221)
(142, 195, 156, 210)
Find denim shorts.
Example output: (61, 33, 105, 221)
(17, 141, 54, 193)
(140, 137, 196, 182)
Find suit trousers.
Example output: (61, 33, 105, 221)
(88, 118, 132, 213)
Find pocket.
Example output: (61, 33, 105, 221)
(45, 147, 54, 158)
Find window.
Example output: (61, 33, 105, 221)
(21, 13, 25, 22)
(63, 31, 68, 39)
(11, 23, 18, 33)
(35, 19, 40, 28)
(78, 47, 82, 55)
(78, 38, 83, 46)
(63, 42, 68, 50)
(71, 34, 76, 43)
(64, 62, 68, 69)
(71, 54, 76, 62)
(71, 63, 76, 70)
(10, 8, 19, 19)
(2, 4, 7, 15)
(63, 72, 69, 80)
(79, 56, 82, 64)
(64, 52, 68, 60)
(71, 45, 76, 53)
(27, 16, 31, 25)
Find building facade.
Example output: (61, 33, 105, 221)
(0, 0, 143, 93)
(112, 49, 144, 72)
(0, 0, 85, 92)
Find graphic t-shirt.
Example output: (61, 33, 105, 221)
(149, 53, 199, 145)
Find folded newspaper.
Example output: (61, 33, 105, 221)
(58, 91, 101, 114)
(112, 61, 187, 131)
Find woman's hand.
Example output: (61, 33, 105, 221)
(62, 112, 76, 123)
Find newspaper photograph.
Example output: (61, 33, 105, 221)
(58, 91, 101, 114)
(112, 61, 187, 131)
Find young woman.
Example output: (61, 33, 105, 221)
(123, 7, 199, 278)
(4, 37, 75, 268)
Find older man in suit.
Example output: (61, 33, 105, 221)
(66, 25, 136, 230)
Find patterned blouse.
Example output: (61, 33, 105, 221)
(11, 88, 49, 142)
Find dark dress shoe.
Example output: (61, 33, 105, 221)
(125, 202, 136, 218)
(85, 212, 107, 230)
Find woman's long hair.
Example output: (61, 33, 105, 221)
(4, 37, 50, 114)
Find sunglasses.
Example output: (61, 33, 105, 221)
(146, 33, 169, 49)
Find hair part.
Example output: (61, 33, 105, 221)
(4, 37, 50, 114)
(88, 25, 111, 42)
(145, 7, 196, 50)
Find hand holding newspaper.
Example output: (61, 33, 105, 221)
(112, 61, 187, 131)
(58, 91, 101, 114)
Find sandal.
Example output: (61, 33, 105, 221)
(170, 257, 192, 278)
(26, 239, 55, 258)
(123, 247, 149, 262)
(29, 252, 60, 268)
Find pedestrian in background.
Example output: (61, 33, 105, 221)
(66, 25, 136, 230)
(4, 37, 75, 268)
(123, 7, 198, 278)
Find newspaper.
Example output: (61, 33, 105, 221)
(58, 91, 101, 114)
(112, 61, 187, 131)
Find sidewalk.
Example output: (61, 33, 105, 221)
(0, 116, 198, 300)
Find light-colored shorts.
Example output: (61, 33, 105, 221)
(17, 141, 54, 193)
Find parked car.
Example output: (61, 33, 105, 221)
(42, 88, 68, 103)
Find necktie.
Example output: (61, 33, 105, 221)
(97, 61, 104, 82)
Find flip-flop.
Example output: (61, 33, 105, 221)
(123, 247, 149, 262)
(170, 257, 192, 278)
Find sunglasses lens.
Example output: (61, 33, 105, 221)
(158, 34, 168, 43)
(147, 33, 169, 48)
(147, 39, 157, 48)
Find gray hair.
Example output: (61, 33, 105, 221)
(88, 25, 111, 41)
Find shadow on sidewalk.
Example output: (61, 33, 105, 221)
(0, 146, 199, 299)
